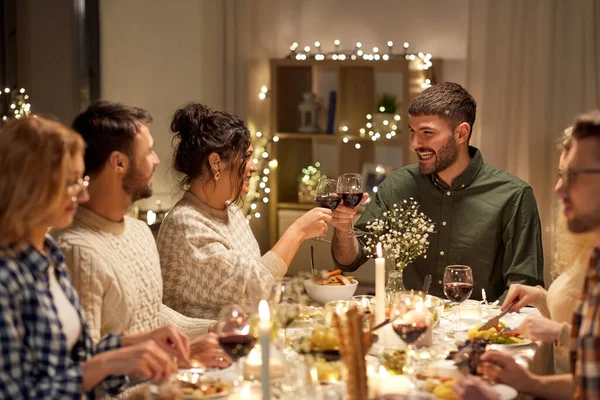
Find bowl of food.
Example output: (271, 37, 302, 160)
(304, 269, 358, 304)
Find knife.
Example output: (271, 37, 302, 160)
(478, 299, 515, 331)
(310, 245, 316, 278)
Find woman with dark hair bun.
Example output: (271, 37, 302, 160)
(157, 104, 332, 319)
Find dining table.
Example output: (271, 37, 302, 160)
(149, 300, 546, 400)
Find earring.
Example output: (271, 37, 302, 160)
(214, 171, 221, 181)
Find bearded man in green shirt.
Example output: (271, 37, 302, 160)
(331, 82, 544, 301)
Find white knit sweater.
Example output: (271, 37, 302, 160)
(52, 207, 212, 343)
(157, 191, 287, 320)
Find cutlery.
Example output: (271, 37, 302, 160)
(478, 299, 516, 331)
(369, 318, 391, 333)
(422, 274, 432, 297)
(310, 245, 316, 278)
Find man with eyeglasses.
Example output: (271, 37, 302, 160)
(455, 109, 600, 400)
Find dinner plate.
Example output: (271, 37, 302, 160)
(148, 384, 229, 399)
(493, 383, 518, 400)
(454, 331, 533, 347)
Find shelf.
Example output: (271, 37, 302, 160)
(274, 132, 405, 142)
(275, 133, 338, 140)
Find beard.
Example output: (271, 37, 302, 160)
(567, 214, 600, 234)
(123, 164, 153, 202)
(417, 133, 459, 175)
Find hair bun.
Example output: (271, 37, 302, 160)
(170, 103, 212, 139)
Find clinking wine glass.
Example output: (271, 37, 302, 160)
(314, 178, 340, 242)
(443, 265, 474, 333)
(336, 173, 364, 236)
(390, 293, 431, 388)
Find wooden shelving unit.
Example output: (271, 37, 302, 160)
(267, 57, 442, 246)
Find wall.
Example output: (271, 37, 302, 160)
(16, 0, 79, 124)
(99, 0, 227, 210)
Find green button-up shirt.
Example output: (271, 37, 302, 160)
(336, 146, 544, 301)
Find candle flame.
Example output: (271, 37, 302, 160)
(376, 243, 383, 258)
(259, 299, 270, 321)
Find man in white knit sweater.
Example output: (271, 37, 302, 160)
(52, 101, 230, 372)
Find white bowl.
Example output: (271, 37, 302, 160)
(304, 279, 358, 304)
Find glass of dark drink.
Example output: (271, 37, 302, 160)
(336, 173, 364, 236)
(443, 265, 474, 333)
(390, 293, 431, 388)
(215, 305, 256, 379)
(313, 178, 340, 242)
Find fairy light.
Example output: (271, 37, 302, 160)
(1, 87, 32, 123)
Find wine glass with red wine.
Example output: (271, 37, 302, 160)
(313, 178, 340, 242)
(390, 293, 431, 388)
(336, 173, 364, 236)
(215, 305, 256, 379)
(443, 265, 474, 333)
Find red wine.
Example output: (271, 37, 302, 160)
(340, 192, 364, 207)
(444, 282, 474, 303)
(392, 322, 428, 344)
(315, 195, 341, 211)
(218, 334, 256, 361)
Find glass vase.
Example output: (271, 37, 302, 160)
(385, 268, 406, 306)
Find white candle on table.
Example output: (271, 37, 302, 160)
(258, 300, 271, 399)
(375, 243, 386, 325)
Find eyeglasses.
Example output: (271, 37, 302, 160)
(557, 168, 600, 187)
(67, 176, 90, 198)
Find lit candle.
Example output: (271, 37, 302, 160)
(375, 243, 386, 325)
(258, 300, 270, 399)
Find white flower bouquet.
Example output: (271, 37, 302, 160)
(363, 198, 435, 271)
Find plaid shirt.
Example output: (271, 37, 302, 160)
(572, 248, 600, 399)
(0, 236, 127, 399)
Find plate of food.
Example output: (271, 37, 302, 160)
(291, 326, 377, 362)
(455, 321, 532, 347)
(304, 269, 358, 304)
(149, 375, 230, 399)
(423, 378, 517, 400)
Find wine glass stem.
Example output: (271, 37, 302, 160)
(455, 304, 461, 332)
(405, 344, 415, 385)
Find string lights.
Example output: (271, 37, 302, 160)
(287, 39, 434, 71)
(1, 87, 32, 123)
(339, 112, 402, 147)
(245, 88, 278, 220)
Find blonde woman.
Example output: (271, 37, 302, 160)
(0, 117, 189, 399)
(502, 128, 595, 374)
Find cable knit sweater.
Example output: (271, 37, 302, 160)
(157, 191, 287, 320)
(52, 207, 212, 343)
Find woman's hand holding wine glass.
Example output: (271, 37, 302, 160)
(313, 178, 340, 242)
